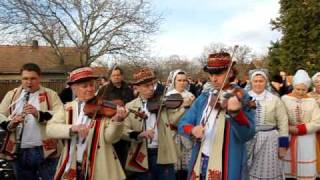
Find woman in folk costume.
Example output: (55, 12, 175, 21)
(245, 69, 289, 179)
(46, 67, 128, 180)
(166, 69, 196, 179)
(308, 72, 320, 106)
(282, 69, 320, 179)
(178, 52, 256, 180)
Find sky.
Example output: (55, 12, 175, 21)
(150, 0, 282, 59)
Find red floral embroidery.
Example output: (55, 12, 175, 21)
(136, 152, 146, 163)
(190, 170, 199, 180)
(208, 169, 222, 180)
(42, 139, 57, 150)
(39, 93, 46, 103)
(63, 168, 77, 179)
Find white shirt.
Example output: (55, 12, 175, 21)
(201, 108, 219, 156)
(12, 89, 43, 148)
(74, 100, 90, 162)
(199, 92, 219, 156)
(141, 99, 158, 148)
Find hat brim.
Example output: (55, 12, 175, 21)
(131, 77, 156, 85)
(203, 65, 228, 74)
(67, 76, 98, 85)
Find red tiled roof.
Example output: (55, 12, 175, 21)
(92, 67, 109, 77)
(0, 45, 81, 73)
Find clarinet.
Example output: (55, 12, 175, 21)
(14, 91, 30, 156)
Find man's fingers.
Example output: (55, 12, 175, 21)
(78, 127, 89, 138)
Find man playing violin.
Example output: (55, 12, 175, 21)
(46, 67, 128, 180)
(122, 68, 190, 180)
(178, 52, 255, 180)
(0, 63, 64, 180)
(97, 66, 135, 172)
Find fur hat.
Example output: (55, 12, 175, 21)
(131, 67, 156, 85)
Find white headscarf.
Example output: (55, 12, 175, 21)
(311, 72, 320, 83)
(250, 70, 268, 82)
(293, 69, 311, 88)
(245, 68, 276, 94)
(167, 69, 187, 93)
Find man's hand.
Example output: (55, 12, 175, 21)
(138, 129, 155, 140)
(8, 114, 24, 129)
(289, 125, 299, 135)
(71, 124, 90, 138)
(227, 96, 242, 112)
(23, 104, 38, 118)
(111, 106, 129, 122)
(191, 125, 205, 139)
(182, 96, 194, 108)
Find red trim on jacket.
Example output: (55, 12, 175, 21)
(223, 121, 230, 180)
(296, 124, 307, 135)
(128, 143, 148, 171)
(88, 119, 102, 180)
(55, 109, 73, 180)
(234, 110, 249, 125)
(183, 124, 194, 135)
(44, 92, 51, 110)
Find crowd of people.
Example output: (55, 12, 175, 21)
(0, 52, 320, 180)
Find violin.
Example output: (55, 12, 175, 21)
(209, 84, 245, 110)
(83, 96, 147, 120)
(146, 93, 184, 113)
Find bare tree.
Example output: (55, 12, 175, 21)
(196, 43, 256, 79)
(197, 43, 227, 67)
(146, 55, 202, 81)
(197, 43, 254, 65)
(0, 0, 161, 65)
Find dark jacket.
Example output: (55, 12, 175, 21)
(59, 86, 73, 104)
(97, 81, 134, 103)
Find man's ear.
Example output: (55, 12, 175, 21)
(133, 85, 139, 90)
(227, 70, 234, 78)
(70, 84, 76, 93)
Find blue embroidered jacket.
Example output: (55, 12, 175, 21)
(178, 90, 255, 180)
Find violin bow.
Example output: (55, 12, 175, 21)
(201, 45, 239, 128)
(148, 71, 174, 143)
(152, 70, 175, 129)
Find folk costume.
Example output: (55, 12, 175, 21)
(46, 67, 125, 180)
(166, 69, 195, 174)
(246, 69, 289, 180)
(282, 70, 320, 179)
(178, 53, 256, 180)
(0, 85, 64, 179)
(308, 72, 320, 107)
(122, 68, 185, 180)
